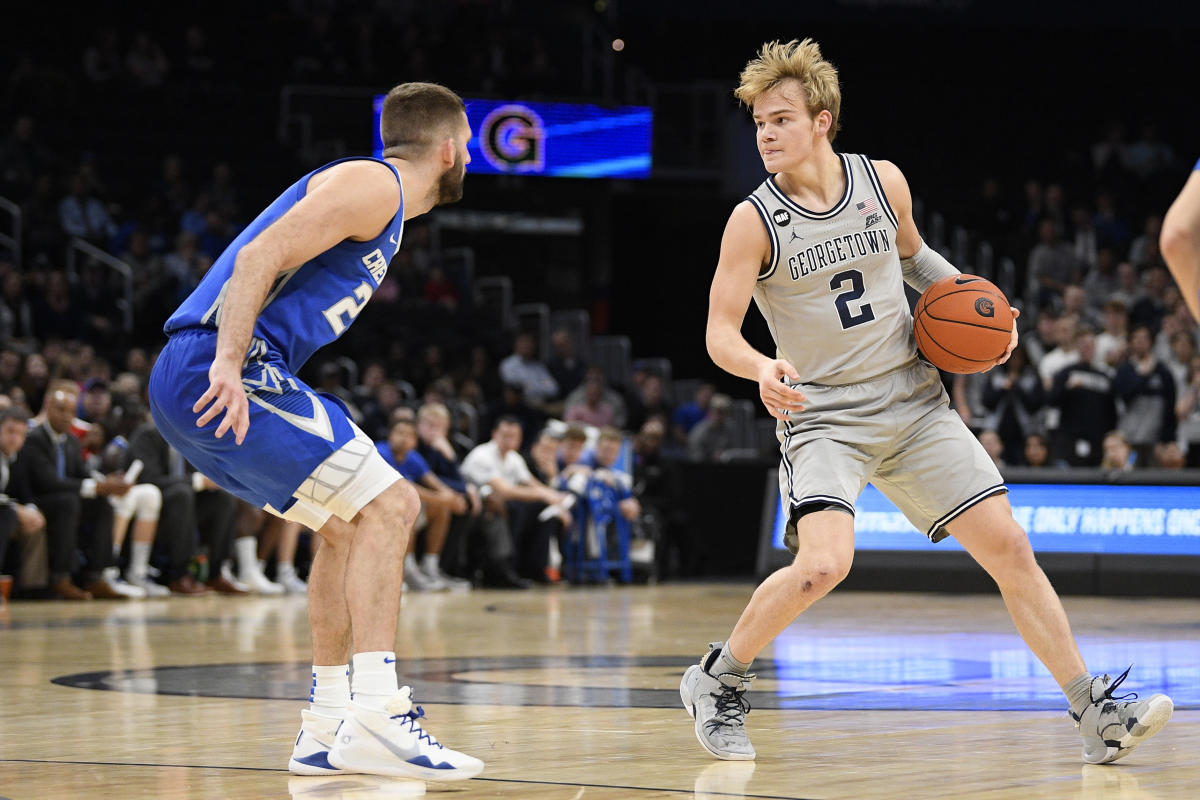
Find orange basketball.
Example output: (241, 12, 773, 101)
(912, 274, 1013, 374)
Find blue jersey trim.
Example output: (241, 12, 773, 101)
(302, 156, 404, 207)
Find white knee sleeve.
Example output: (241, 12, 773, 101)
(130, 483, 163, 521)
(110, 483, 163, 522)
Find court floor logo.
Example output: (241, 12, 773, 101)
(481, 104, 545, 173)
(54, 654, 1197, 712)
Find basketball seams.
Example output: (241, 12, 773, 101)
(920, 311, 1013, 333)
(914, 313, 995, 365)
(913, 274, 1012, 370)
(923, 287, 1012, 331)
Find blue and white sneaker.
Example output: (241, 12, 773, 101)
(289, 709, 352, 775)
(327, 687, 483, 780)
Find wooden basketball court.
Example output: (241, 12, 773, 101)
(1, 584, 1196, 799)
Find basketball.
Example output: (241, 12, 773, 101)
(912, 274, 1013, 374)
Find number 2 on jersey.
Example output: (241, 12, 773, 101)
(322, 281, 373, 334)
(829, 269, 875, 329)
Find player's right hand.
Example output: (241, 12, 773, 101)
(758, 359, 806, 421)
(194, 357, 250, 445)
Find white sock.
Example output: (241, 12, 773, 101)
(128, 541, 152, 581)
(351, 651, 399, 710)
(310, 664, 350, 718)
(235, 536, 260, 575)
(404, 553, 423, 576)
(421, 553, 440, 575)
(278, 562, 297, 581)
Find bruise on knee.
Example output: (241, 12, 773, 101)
(794, 561, 847, 595)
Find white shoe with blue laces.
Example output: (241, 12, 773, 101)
(327, 687, 483, 780)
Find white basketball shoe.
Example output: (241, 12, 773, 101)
(327, 687, 483, 780)
(289, 709, 351, 775)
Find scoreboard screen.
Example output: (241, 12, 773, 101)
(764, 482, 1200, 556)
(373, 96, 652, 179)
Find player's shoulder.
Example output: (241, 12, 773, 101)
(865, 157, 904, 185)
(730, 198, 764, 222)
(862, 157, 913, 207)
(309, 158, 401, 196)
(724, 199, 773, 241)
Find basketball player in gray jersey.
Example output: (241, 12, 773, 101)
(679, 39, 1173, 766)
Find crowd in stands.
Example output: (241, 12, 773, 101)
(0, 347, 701, 600)
(955, 171, 1200, 470)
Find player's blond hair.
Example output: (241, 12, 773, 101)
(735, 39, 842, 142)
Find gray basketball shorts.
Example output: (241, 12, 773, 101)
(776, 359, 1006, 550)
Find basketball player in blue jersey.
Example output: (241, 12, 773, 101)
(679, 40, 1173, 765)
(148, 82, 483, 781)
(1162, 157, 1200, 321)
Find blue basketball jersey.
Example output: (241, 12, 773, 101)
(164, 156, 405, 370)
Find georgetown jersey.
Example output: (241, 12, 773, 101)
(164, 156, 405, 371)
(747, 153, 915, 385)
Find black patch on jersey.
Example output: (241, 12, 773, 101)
(772, 209, 792, 226)
(975, 297, 995, 317)
(864, 212, 881, 228)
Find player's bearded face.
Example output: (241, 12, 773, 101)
(436, 147, 467, 205)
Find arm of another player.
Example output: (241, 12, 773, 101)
(874, 159, 1020, 365)
(194, 160, 402, 444)
(1161, 167, 1200, 322)
(706, 202, 806, 421)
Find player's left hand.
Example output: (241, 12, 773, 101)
(194, 357, 250, 445)
(992, 307, 1021, 367)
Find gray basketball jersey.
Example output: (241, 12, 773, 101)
(747, 153, 916, 385)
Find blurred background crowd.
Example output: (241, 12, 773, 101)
(0, 1, 1196, 603)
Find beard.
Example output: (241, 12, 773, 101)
(434, 154, 466, 206)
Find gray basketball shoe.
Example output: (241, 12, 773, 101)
(1070, 666, 1173, 764)
(679, 643, 756, 760)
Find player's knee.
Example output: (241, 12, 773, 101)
(789, 553, 851, 595)
(1160, 220, 1193, 260)
(364, 481, 420, 530)
(316, 516, 354, 548)
(979, 520, 1037, 575)
(141, 484, 163, 518)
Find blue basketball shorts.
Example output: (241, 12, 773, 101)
(149, 328, 399, 528)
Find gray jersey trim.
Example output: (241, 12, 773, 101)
(858, 155, 900, 230)
(780, 424, 798, 508)
(925, 483, 1007, 540)
(745, 193, 780, 281)
(792, 494, 856, 516)
(765, 153, 854, 220)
